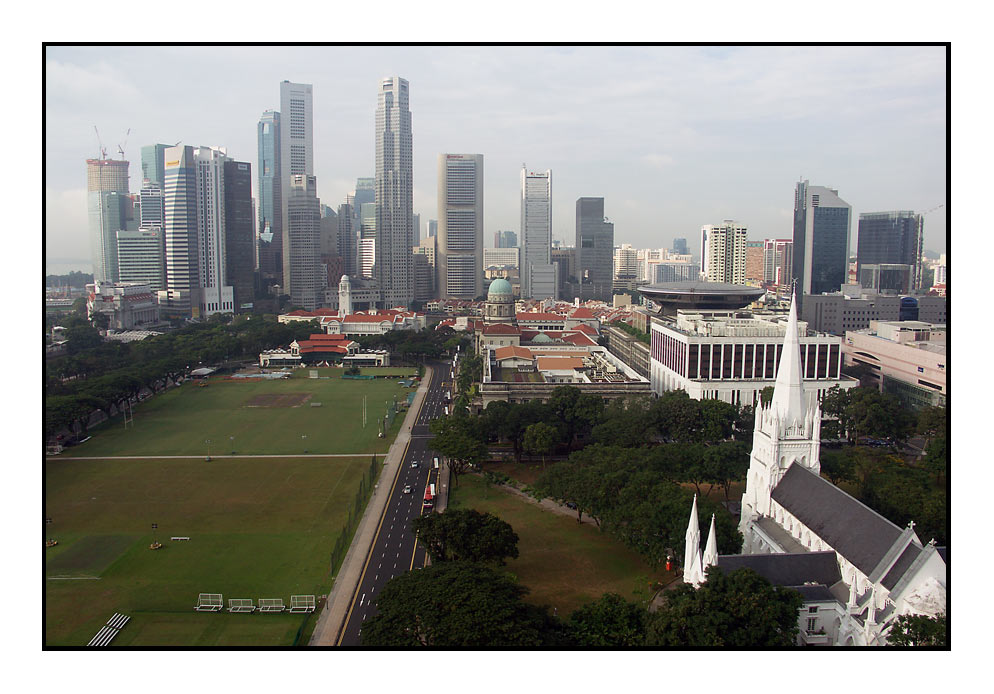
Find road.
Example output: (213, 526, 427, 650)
(336, 358, 453, 646)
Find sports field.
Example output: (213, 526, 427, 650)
(69, 368, 416, 457)
(45, 456, 377, 646)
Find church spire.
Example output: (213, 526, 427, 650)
(702, 513, 718, 573)
(770, 290, 806, 425)
(683, 495, 703, 586)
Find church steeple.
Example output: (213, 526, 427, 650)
(702, 513, 718, 573)
(683, 495, 704, 586)
(770, 290, 807, 426)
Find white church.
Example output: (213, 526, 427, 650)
(683, 294, 947, 646)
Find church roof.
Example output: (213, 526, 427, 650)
(880, 542, 924, 591)
(771, 464, 903, 577)
(716, 551, 841, 588)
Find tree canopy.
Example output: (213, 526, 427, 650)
(411, 508, 519, 565)
(567, 593, 647, 647)
(887, 613, 947, 647)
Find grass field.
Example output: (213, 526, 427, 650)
(69, 368, 415, 457)
(45, 456, 378, 646)
(447, 475, 668, 616)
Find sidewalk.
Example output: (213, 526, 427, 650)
(308, 366, 434, 646)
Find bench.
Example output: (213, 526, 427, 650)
(171, 536, 190, 541)
(87, 626, 118, 647)
(228, 598, 256, 613)
(195, 593, 223, 611)
(289, 595, 316, 613)
(258, 598, 285, 613)
(106, 613, 130, 629)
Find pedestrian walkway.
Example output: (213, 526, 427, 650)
(308, 366, 434, 646)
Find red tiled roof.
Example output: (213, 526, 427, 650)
(537, 356, 585, 371)
(516, 312, 565, 322)
(482, 323, 521, 335)
(563, 333, 597, 346)
(569, 307, 595, 319)
(343, 314, 396, 323)
(494, 346, 534, 361)
(307, 334, 352, 342)
(573, 324, 598, 336)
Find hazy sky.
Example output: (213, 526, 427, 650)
(44, 45, 947, 274)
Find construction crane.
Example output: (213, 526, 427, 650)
(93, 125, 107, 160)
(117, 128, 131, 161)
(921, 203, 944, 216)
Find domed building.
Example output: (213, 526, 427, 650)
(484, 278, 515, 325)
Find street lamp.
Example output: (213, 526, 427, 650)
(205, 438, 212, 461)
(230, 435, 235, 454)
(302, 434, 308, 454)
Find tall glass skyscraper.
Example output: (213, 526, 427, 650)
(87, 158, 131, 282)
(856, 211, 924, 291)
(375, 76, 414, 308)
(286, 174, 323, 311)
(792, 180, 852, 305)
(163, 145, 200, 317)
(257, 110, 281, 286)
(280, 81, 314, 296)
(437, 153, 483, 300)
(520, 166, 554, 299)
(575, 197, 614, 301)
(224, 159, 255, 311)
(140, 144, 170, 189)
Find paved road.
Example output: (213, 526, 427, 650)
(335, 359, 452, 646)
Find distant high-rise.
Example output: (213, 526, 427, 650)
(700, 221, 748, 284)
(857, 211, 924, 291)
(427, 219, 437, 238)
(193, 147, 235, 318)
(162, 145, 200, 317)
(793, 180, 852, 303)
(87, 158, 131, 282)
(117, 227, 165, 292)
(138, 184, 164, 229)
(285, 174, 323, 310)
(280, 81, 314, 294)
(412, 213, 421, 247)
(614, 244, 639, 281)
(520, 166, 554, 298)
(763, 239, 794, 288)
(375, 76, 414, 308)
(257, 110, 282, 287)
(495, 230, 518, 248)
(437, 153, 484, 300)
(140, 144, 170, 189)
(337, 200, 356, 277)
(672, 237, 689, 256)
(745, 240, 765, 284)
(575, 197, 614, 300)
(224, 159, 254, 311)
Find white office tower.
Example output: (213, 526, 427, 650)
(520, 166, 556, 299)
(700, 221, 748, 284)
(117, 227, 165, 292)
(375, 76, 415, 308)
(286, 174, 324, 311)
(138, 185, 165, 229)
(280, 81, 314, 293)
(437, 153, 484, 300)
(614, 244, 639, 281)
(193, 146, 235, 317)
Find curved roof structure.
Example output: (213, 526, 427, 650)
(638, 281, 765, 314)
(487, 278, 513, 299)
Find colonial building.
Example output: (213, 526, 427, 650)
(683, 295, 946, 646)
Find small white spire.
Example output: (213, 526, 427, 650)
(684, 495, 703, 586)
(702, 513, 718, 572)
(770, 290, 807, 426)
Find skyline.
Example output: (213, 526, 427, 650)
(45, 45, 947, 275)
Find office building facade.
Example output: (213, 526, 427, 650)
(140, 144, 170, 189)
(495, 230, 518, 248)
(745, 240, 765, 284)
(280, 81, 314, 293)
(193, 147, 235, 317)
(576, 197, 614, 301)
(793, 181, 852, 302)
(257, 109, 282, 286)
(224, 159, 254, 311)
(117, 227, 165, 292)
(856, 211, 924, 291)
(162, 145, 200, 317)
(437, 153, 484, 300)
(285, 174, 323, 311)
(672, 237, 689, 256)
(763, 239, 794, 288)
(700, 221, 748, 284)
(337, 200, 356, 277)
(375, 76, 415, 308)
(87, 158, 131, 283)
(520, 166, 554, 298)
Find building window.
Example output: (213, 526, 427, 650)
(808, 606, 818, 614)
(806, 617, 818, 633)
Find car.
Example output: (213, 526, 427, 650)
(410, 461, 419, 468)
(403, 485, 412, 494)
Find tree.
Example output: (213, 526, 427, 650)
(819, 448, 856, 486)
(698, 398, 737, 442)
(702, 441, 750, 502)
(411, 508, 519, 565)
(917, 406, 946, 448)
(887, 613, 947, 647)
(645, 567, 803, 647)
(921, 434, 947, 485)
(429, 415, 488, 486)
(567, 593, 647, 646)
(650, 390, 700, 442)
(592, 396, 653, 448)
(523, 421, 557, 467)
(360, 561, 564, 647)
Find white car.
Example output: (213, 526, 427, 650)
(403, 485, 412, 494)
(410, 461, 419, 468)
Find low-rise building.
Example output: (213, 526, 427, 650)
(843, 320, 946, 408)
(603, 324, 651, 378)
(86, 281, 160, 331)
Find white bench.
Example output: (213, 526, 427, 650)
(258, 598, 285, 613)
(195, 593, 223, 611)
(171, 537, 190, 541)
(228, 598, 256, 613)
(289, 595, 316, 613)
(106, 613, 130, 629)
(87, 626, 118, 647)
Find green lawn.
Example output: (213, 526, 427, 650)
(447, 475, 668, 617)
(45, 456, 376, 646)
(69, 370, 412, 457)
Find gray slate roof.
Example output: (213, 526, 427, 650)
(880, 542, 923, 591)
(771, 464, 902, 577)
(716, 551, 841, 587)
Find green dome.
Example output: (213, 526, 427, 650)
(488, 278, 513, 299)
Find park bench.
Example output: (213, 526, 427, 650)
(106, 613, 130, 629)
(87, 626, 118, 647)
(289, 595, 316, 613)
(228, 598, 256, 613)
(195, 593, 223, 611)
(171, 537, 190, 541)
(258, 598, 285, 613)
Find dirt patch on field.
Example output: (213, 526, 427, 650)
(244, 392, 313, 408)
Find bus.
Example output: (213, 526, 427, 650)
(433, 457, 440, 470)
(423, 484, 434, 512)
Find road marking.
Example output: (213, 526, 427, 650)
(359, 593, 365, 606)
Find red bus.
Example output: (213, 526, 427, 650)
(423, 484, 434, 511)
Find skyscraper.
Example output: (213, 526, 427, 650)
(140, 144, 170, 189)
(792, 180, 852, 303)
(224, 159, 254, 311)
(87, 158, 131, 282)
(286, 174, 323, 310)
(575, 197, 614, 301)
(138, 184, 164, 229)
(412, 213, 421, 247)
(257, 109, 281, 287)
(520, 166, 554, 298)
(437, 153, 484, 300)
(856, 211, 924, 291)
(494, 230, 518, 248)
(280, 81, 314, 294)
(337, 199, 356, 277)
(375, 76, 414, 308)
(764, 239, 794, 288)
(427, 219, 437, 238)
(117, 227, 165, 292)
(193, 147, 235, 317)
(700, 221, 749, 284)
(672, 237, 689, 256)
(162, 145, 200, 317)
